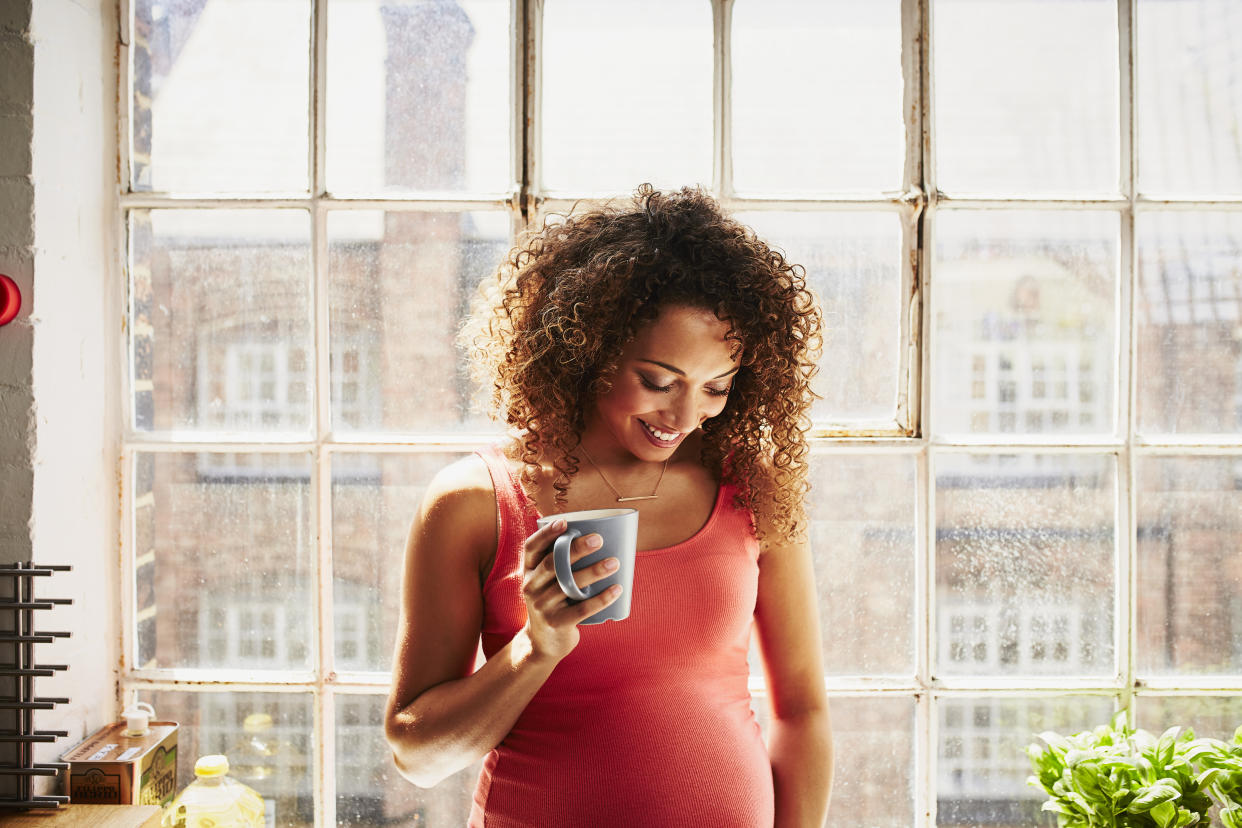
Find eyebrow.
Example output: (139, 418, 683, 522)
(638, 359, 741, 380)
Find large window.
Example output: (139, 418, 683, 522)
(120, 1, 1242, 825)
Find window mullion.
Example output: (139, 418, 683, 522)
(1119, 0, 1138, 716)
(713, 0, 733, 200)
(520, 0, 541, 217)
(311, 2, 333, 825)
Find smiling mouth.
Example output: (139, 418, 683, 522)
(639, 420, 682, 443)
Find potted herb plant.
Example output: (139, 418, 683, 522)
(1027, 710, 1242, 828)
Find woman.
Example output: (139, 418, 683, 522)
(385, 185, 833, 827)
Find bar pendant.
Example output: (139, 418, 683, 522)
(616, 495, 658, 502)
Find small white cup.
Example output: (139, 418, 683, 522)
(123, 701, 156, 736)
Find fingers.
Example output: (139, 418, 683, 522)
(568, 583, 623, 624)
(524, 532, 614, 598)
(522, 519, 568, 571)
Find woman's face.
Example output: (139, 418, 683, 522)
(584, 304, 741, 463)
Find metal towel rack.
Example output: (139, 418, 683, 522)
(0, 563, 71, 811)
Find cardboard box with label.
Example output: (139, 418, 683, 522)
(62, 721, 179, 807)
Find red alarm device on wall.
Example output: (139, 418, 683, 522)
(0, 274, 20, 326)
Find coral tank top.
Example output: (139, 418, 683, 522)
(468, 445, 773, 828)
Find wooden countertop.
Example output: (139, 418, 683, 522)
(1, 804, 162, 827)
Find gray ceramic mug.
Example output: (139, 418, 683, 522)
(536, 508, 638, 625)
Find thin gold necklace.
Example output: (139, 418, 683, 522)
(577, 444, 670, 503)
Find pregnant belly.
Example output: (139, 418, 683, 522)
(474, 688, 773, 828)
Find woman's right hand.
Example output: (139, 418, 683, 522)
(520, 519, 623, 660)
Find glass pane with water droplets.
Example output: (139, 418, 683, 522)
(541, 0, 712, 193)
(331, 451, 466, 673)
(935, 452, 1116, 678)
(129, 209, 312, 434)
(808, 452, 917, 677)
(738, 211, 904, 426)
(937, 695, 1116, 826)
(1138, 0, 1242, 196)
(1136, 212, 1242, 435)
(148, 690, 314, 828)
(933, 210, 1119, 438)
(731, 0, 903, 194)
(326, 0, 511, 194)
(753, 695, 914, 827)
(131, 0, 310, 193)
(335, 692, 483, 827)
(328, 210, 510, 434)
(1136, 455, 1242, 676)
(1136, 696, 1242, 744)
(134, 451, 313, 671)
(933, 0, 1119, 195)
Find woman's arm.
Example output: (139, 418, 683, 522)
(383, 456, 620, 787)
(754, 528, 833, 827)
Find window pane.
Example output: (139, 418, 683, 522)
(1136, 455, 1242, 676)
(937, 695, 1115, 826)
(731, 0, 903, 194)
(134, 452, 313, 671)
(809, 453, 917, 677)
(935, 452, 1116, 678)
(541, 0, 712, 193)
(335, 693, 481, 827)
(328, 210, 509, 434)
(130, 209, 312, 434)
(147, 690, 313, 828)
(739, 211, 904, 425)
(933, 211, 1118, 438)
(326, 0, 511, 194)
(332, 451, 465, 672)
(1138, 0, 1242, 195)
(131, 0, 310, 193)
(933, 0, 1118, 195)
(1137, 695, 1242, 743)
(1136, 211, 1242, 435)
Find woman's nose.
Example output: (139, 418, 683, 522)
(663, 391, 700, 432)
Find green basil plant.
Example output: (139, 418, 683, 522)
(1027, 710, 1242, 828)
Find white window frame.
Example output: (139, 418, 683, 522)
(115, 1, 1242, 826)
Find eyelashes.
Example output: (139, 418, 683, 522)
(638, 374, 731, 397)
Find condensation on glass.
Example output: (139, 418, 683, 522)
(933, 210, 1119, 438)
(1137, 0, 1242, 196)
(739, 211, 904, 426)
(819, 696, 915, 827)
(1136, 455, 1242, 676)
(932, 0, 1119, 195)
(731, 0, 904, 194)
(129, 209, 312, 434)
(326, 0, 511, 194)
(148, 689, 313, 828)
(808, 452, 917, 677)
(934, 452, 1117, 678)
(1136, 695, 1242, 743)
(540, 0, 713, 193)
(335, 692, 482, 827)
(130, 0, 311, 193)
(134, 451, 314, 671)
(331, 451, 467, 673)
(327, 210, 511, 434)
(1136, 211, 1242, 435)
(937, 695, 1115, 826)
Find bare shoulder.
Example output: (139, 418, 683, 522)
(411, 453, 499, 579)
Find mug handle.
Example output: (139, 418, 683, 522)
(551, 529, 591, 601)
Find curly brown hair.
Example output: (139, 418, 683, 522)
(464, 185, 822, 540)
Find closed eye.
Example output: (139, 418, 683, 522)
(639, 375, 673, 393)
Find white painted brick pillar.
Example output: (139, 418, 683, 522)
(0, 0, 122, 796)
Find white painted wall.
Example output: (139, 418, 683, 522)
(28, 0, 122, 779)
